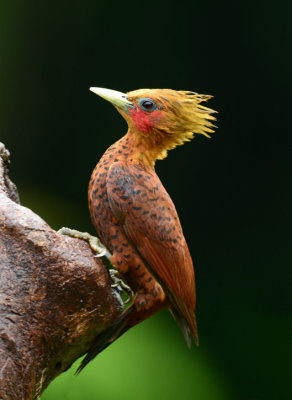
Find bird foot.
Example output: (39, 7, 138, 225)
(57, 227, 134, 304)
(57, 227, 111, 259)
(109, 269, 134, 304)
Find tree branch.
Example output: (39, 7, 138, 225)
(0, 143, 124, 400)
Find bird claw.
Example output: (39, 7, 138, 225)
(58, 227, 134, 305)
(57, 227, 111, 259)
(109, 269, 134, 304)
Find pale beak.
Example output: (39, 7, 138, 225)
(89, 87, 133, 112)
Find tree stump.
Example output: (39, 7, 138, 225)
(0, 142, 124, 400)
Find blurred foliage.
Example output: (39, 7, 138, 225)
(43, 314, 233, 400)
(0, 0, 291, 399)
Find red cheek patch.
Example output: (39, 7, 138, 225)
(129, 108, 162, 133)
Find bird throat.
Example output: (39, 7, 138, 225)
(123, 129, 168, 168)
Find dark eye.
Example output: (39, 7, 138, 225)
(138, 98, 158, 112)
(142, 101, 154, 109)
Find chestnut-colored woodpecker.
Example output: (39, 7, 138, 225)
(78, 87, 216, 373)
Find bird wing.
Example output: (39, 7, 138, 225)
(106, 161, 197, 314)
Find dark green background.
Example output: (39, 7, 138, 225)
(0, 1, 291, 399)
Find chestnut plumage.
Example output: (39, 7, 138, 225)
(77, 87, 216, 373)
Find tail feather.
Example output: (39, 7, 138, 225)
(169, 290, 199, 346)
(76, 290, 198, 374)
(170, 307, 192, 348)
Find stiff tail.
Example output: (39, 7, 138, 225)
(169, 290, 199, 347)
(75, 305, 136, 374)
(76, 294, 198, 374)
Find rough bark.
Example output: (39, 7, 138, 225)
(0, 143, 124, 400)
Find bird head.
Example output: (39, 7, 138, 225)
(90, 87, 217, 162)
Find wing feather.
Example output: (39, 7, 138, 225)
(106, 161, 196, 307)
(106, 161, 198, 342)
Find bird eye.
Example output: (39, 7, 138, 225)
(138, 98, 158, 112)
(143, 101, 154, 109)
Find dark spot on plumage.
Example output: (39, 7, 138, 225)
(123, 153, 129, 157)
(133, 206, 142, 211)
(111, 231, 119, 239)
(148, 197, 159, 202)
(120, 195, 129, 200)
(95, 204, 101, 211)
(150, 213, 157, 219)
(166, 228, 172, 234)
(160, 227, 166, 233)
(145, 298, 150, 305)
(124, 254, 131, 259)
(135, 264, 141, 270)
(112, 187, 122, 193)
(100, 172, 106, 177)
(147, 276, 152, 283)
(105, 167, 109, 171)
(142, 211, 149, 215)
(93, 188, 98, 194)
(98, 192, 106, 199)
(133, 189, 141, 195)
(173, 239, 178, 243)
(109, 154, 113, 158)
(100, 182, 106, 188)
(141, 192, 147, 197)
(118, 150, 122, 154)
(151, 289, 158, 298)
(134, 173, 142, 179)
(165, 217, 172, 221)
(117, 260, 122, 266)
(122, 242, 129, 247)
(159, 206, 166, 211)
(122, 145, 127, 149)
(139, 272, 146, 278)
(116, 247, 123, 253)
(137, 301, 145, 309)
(134, 165, 143, 171)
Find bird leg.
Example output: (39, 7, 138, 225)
(57, 227, 110, 258)
(57, 227, 134, 303)
(109, 269, 133, 304)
